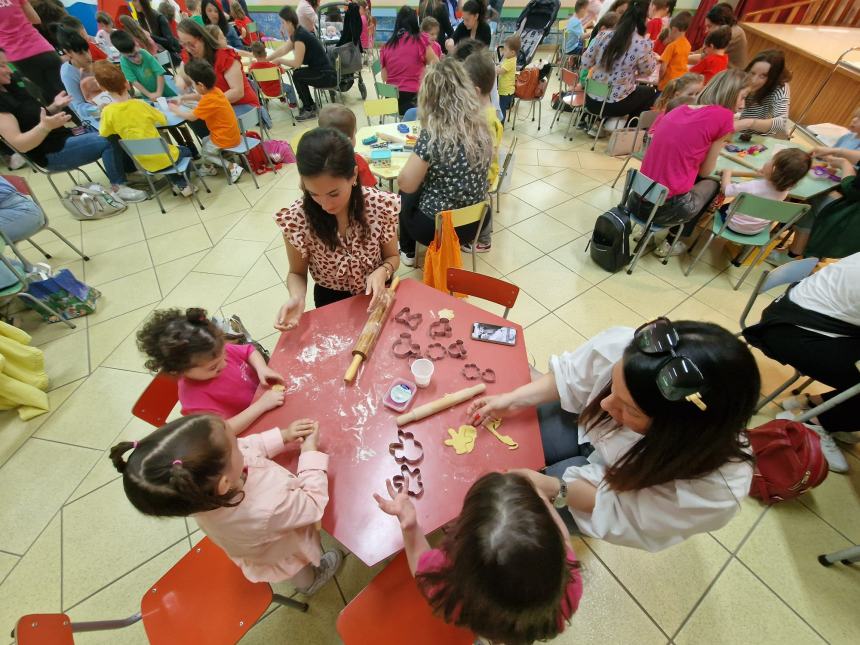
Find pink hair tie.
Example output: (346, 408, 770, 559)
(172, 459, 183, 466)
(132, 441, 138, 449)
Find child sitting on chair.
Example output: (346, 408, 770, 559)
(111, 29, 177, 101)
(248, 41, 298, 108)
(318, 104, 377, 187)
(420, 16, 443, 59)
(111, 413, 343, 594)
(136, 307, 285, 432)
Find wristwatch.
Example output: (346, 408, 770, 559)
(553, 478, 568, 509)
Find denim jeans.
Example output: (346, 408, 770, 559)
(152, 145, 193, 188)
(232, 102, 272, 130)
(0, 192, 45, 241)
(44, 132, 124, 186)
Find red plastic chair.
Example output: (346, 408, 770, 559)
(446, 268, 520, 318)
(336, 552, 473, 645)
(132, 372, 180, 427)
(12, 538, 308, 644)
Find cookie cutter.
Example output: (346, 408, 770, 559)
(447, 339, 467, 359)
(481, 368, 496, 383)
(394, 306, 422, 330)
(462, 363, 481, 380)
(392, 464, 424, 497)
(392, 332, 421, 359)
(429, 318, 452, 338)
(425, 342, 447, 361)
(388, 429, 424, 465)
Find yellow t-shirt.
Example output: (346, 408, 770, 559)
(498, 56, 517, 96)
(659, 36, 691, 91)
(99, 99, 179, 172)
(484, 105, 503, 187)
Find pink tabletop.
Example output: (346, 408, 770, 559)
(244, 278, 544, 566)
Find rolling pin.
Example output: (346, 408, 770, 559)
(397, 383, 487, 426)
(344, 277, 400, 383)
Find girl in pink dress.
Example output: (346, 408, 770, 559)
(111, 414, 342, 593)
(137, 307, 285, 434)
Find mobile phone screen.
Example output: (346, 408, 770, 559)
(472, 322, 517, 346)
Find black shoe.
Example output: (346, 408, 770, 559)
(296, 108, 318, 122)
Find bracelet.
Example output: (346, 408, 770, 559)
(381, 261, 394, 280)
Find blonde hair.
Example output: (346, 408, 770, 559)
(229, 1, 246, 20)
(697, 68, 750, 110)
(417, 57, 492, 169)
(655, 72, 704, 111)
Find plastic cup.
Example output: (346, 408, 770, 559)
(410, 358, 434, 388)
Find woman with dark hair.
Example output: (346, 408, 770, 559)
(381, 5, 438, 115)
(0, 0, 64, 103)
(54, 26, 101, 125)
(447, 0, 491, 51)
(469, 318, 761, 551)
(419, 0, 454, 53)
(705, 2, 745, 68)
(132, 0, 182, 64)
(735, 49, 791, 138)
(580, 0, 657, 119)
(273, 128, 400, 327)
(200, 0, 244, 49)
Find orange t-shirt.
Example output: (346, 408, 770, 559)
(659, 36, 691, 91)
(193, 88, 241, 149)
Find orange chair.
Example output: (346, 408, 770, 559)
(132, 372, 180, 427)
(446, 268, 520, 318)
(12, 538, 308, 644)
(336, 552, 473, 645)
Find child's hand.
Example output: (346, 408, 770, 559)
(283, 418, 317, 444)
(257, 365, 285, 387)
(301, 422, 320, 452)
(167, 102, 181, 114)
(373, 478, 417, 529)
(256, 387, 285, 412)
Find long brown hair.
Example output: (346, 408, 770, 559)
(578, 321, 759, 492)
(178, 16, 220, 64)
(745, 49, 791, 105)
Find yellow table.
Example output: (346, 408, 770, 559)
(354, 121, 418, 191)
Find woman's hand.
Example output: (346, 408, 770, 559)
(50, 91, 72, 112)
(256, 365, 285, 387)
(39, 108, 71, 131)
(824, 155, 856, 177)
(275, 295, 305, 331)
(467, 392, 517, 425)
(811, 146, 837, 159)
(373, 478, 417, 530)
(282, 418, 317, 444)
(365, 267, 389, 312)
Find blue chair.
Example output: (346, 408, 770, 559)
(220, 107, 277, 190)
(620, 168, 673, 275)
(118, 138, 211, 214)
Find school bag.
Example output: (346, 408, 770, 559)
(514, 63, 551, 100)
(748, 419, 828, 504)
(243, 131, 272, 175)
(586, 207, 631, 273)
(60, 183, 127, 221)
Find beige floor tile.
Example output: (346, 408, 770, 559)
(537, 149, 581, 168)
(516, 163, 566, 180)
(262, 187, 303, 211)
(738, 501, 860, 644)
(196, 185, 252, 216)
(710, 497, 769, 553)
(0, 551, 17, 582)
(11, 307, 83, 348)
(797, 462, 860, 544)
(85, 269, 161, 325)
(512, 148, 539, 166)
(20, 234, 85, 267)
(228, 210, 283, 243)
(544, 197, 603, 234)
(492, 193, 541, 228)
(148, 224, 212, 266)
(576, 151, 626, 171)
(35, 367, 151, 450)
(265, 246, 288, 277)
(0, 514, 62, 633)
(508, 213, 580, 253)
(524, 314, 587, 371)
(508, 255, 592, 310)
(81, 218, 145, 256)
(541, 168, 605, 197)
(139, 201, 200, 238)
(577, 185, 623, 211)
(87, 305, 155, 369)
(550, 235, 613, 285)
(41, 329, 90, 390)
(153, 250, 210, 296)
(201, 209, 245, 244)
(500, 166, 537, 192)
(480, 229, 543, 275)
(0, 439, 98, 554)
(676, 558, 825, 645)
(241, 581, 345, 645)
(599, 270, 687, 319)
(511, 180, 574, 212)
(83, 241, 153, 287)
(221, 283, 290, 341)
(667, 296, 742, 335)
(158, 271, 241, 315)
(62, 479, 187, 607)
(586, 533, 730, 634)
(225, 255, 283, 304)
(636, 252, 724, 296)
(555, 287, 644, 339)
(195, 238, 269, 277)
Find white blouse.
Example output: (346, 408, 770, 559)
(549, 327, 753, 552)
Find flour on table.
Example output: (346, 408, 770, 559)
(297, 334, 353, 364)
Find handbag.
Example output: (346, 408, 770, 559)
(329, 42, 363, 75)
(25, 268, 101, 323)
(60, 183, 127, 221)
(606, 116, 646, 157)
(748, 419, 828, 503)
(423, 211, 463, 294)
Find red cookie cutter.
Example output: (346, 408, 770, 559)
(425, 342, 447, 361)
(394, 306, 422, 330)
(388, 429, 424, 465)
(447, 339, 467, 359)
(429, 318, 452, 338)
(392, 332, 421, 359)
(392, 464, 424, 497)
(481, 368, 496, 383)
(462, 363, 495, 382)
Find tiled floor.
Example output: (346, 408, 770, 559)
(1, 68, 859, 644)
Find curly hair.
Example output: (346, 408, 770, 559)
(417, 57, 492, 169)
(136, 308, 224, 374)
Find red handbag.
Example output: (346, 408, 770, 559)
(748, 420, 828, 504)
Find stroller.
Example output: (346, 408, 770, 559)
(319, 2, 368, 99)
(513, 0, 560, 69)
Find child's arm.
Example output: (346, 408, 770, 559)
(247, 348, 285, 387)
(269, 424, 330, 530)
(226, 388, 286, 436)
(374, 479, 431, 575)
(167, 102, 199, 121)
(152, 75, 165, 99)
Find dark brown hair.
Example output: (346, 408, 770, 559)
(136, 307, 224, 374)
(416, 472, 578, 644)
(318, 103, 357, 139)
(463, 48, 495, 96)
(769, 148, 812, 191)
(599, 0, 647, 71)
(92, 60, 127, 94)
(578, 321, 759, 492)
(595, 11, 619, 31)
(110, 414, 243, 517)
(250, 40, 267, 57)
(669, 10, 691, 32)
(704, 25, 731, 50)
(178, 17, 220, 64)
(745, 49, 792, 105)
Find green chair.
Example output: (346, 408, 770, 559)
(375, 81, 399, 99)
(610, 109, 659, 187)
(575, 78, 612, 150)
(684, 192, 811, 289)
(371, 59, 382, 83)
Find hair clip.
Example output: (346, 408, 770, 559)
(685, 392, 707, 412)
(172, 459, 183, 466)
(132, 440, 138, 449)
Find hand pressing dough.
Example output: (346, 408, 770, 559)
(271, 384, 286, 392)
(438, 308, 455, 320)
(444, 425, 477, 454)
(484, 418, 518, 449)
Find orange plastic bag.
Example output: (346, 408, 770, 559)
(423, 211, 463, 294)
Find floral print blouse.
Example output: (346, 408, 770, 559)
(581, 30, 657, 103)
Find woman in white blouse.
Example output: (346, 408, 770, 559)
(469, 319, 761, 552)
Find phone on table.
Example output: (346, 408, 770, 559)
(472, 322, 517, 346)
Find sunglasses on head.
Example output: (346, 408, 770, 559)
(633, 317, 707, 411)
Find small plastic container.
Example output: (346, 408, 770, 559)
(411, 358, 435, 388)
(383, 378, 417, 413)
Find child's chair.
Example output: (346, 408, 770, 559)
(119, 138, 211, 213)
(684, 193, 811, 289)
(575, 78, 613, 149)
(610, 109, 660, 187)
(621, 168, 671, 275)
(447, 268, 520, 318)
(375, 81, 399, 101)
(488, 136, 518, 214)
(132, 371, 180, 426)
(250, 66, 297, 127)
(549, 67, 584, 139)
(220, 107, 278, 190)
(415, 202, 489, 271)
(364, 97, 399, 125)
(336, 552, 473, 645)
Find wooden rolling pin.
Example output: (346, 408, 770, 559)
(397, 383, 487, 426)
(344, 277, 400, 383)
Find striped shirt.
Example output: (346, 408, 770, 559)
(740, 84, 790, 137)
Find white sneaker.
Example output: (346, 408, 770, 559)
(197, 164, 219, 177)
(179, 184, 197, 197)
(9, 152, 26, 170)
(112, 185, 148, 203)
(654, 240, 687, 258)
(776, 411, 848, 473)
(400, 251, 415, 267)
(295, 549, 343, 596)
(229, 163, 244, 183)
(780, 395, 811, 412)
(631, 224, 644, 243)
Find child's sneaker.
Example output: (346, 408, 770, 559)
(229, 163, 244, 184)
(296, 549, 343, 596)
(461, 242, 491, 253)
(654, 240, 687, 258)
(197, 164, 219, 177)
(179, 184, 197, 197)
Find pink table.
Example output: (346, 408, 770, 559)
(244, 278, 544, 566)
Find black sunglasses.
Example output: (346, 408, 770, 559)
(634, 317, 707, 411)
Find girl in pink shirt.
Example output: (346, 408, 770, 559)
(111, 414, 342, 593)
(137, 307, 286, 434)
(375, 471, 582, 642)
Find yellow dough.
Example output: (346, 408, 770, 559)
(444, 425, 477, 454)
(438, 308, 455, 320)
(271, 384, 286, 392)
(484, 418, 518, 450)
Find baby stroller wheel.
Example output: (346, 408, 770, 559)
(358, 76, 367, 100)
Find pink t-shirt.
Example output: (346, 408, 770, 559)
(429, 39, 442, 59)
(379, 32, 431, 94)
(641, 104, 735, 197)
(0, 0, 54, 62)
(178, 343, 259, 418)
(360, 14, 371, 50)
(724, 178, 789, 235)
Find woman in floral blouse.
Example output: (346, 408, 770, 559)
(580, 0, 657, 119)
(273, 128, 400, 330)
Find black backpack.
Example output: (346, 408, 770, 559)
(587, 207, 632, 272)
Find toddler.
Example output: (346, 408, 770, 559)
(249, 41, 298, 107)
(318, 104, 377, 187)
(653, 72, 703, 112)
(94, 11, 120, 62)
(168, 59, 245, 182)
(497, 33, 520, 125)
(111, 29, 177, 100)
(136, 307, 282, 432)
(658, 11, 691, 91)
(375, 471, 582, 642)
(358, 0, 373, 51)
(689, 26, 730, 84)
(111, 413, 342, 594)
(420, 16, 442, 59)
(230, 1, 258, 46)
(564, 0, 589, 56)
(719, 148, 813, 235)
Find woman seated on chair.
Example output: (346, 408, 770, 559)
(0, 175, 48, 289)
(446, 0, 492, 52)
(419, 0, 455, 55)
(132, 0, 183, 66)
(380, 6, 438, 116)
(734, 50, 791, 139)
(198, 0, 245, 50)
(0, 50, 147, 203)
(397, 57, 492, 267)
(638, 68, 750, 258)
(266, 6, 336, 123)
(54, 26, 105, 127)
(273, 127, 400, 327)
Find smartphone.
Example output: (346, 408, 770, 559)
(472, 322, 517, 346)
